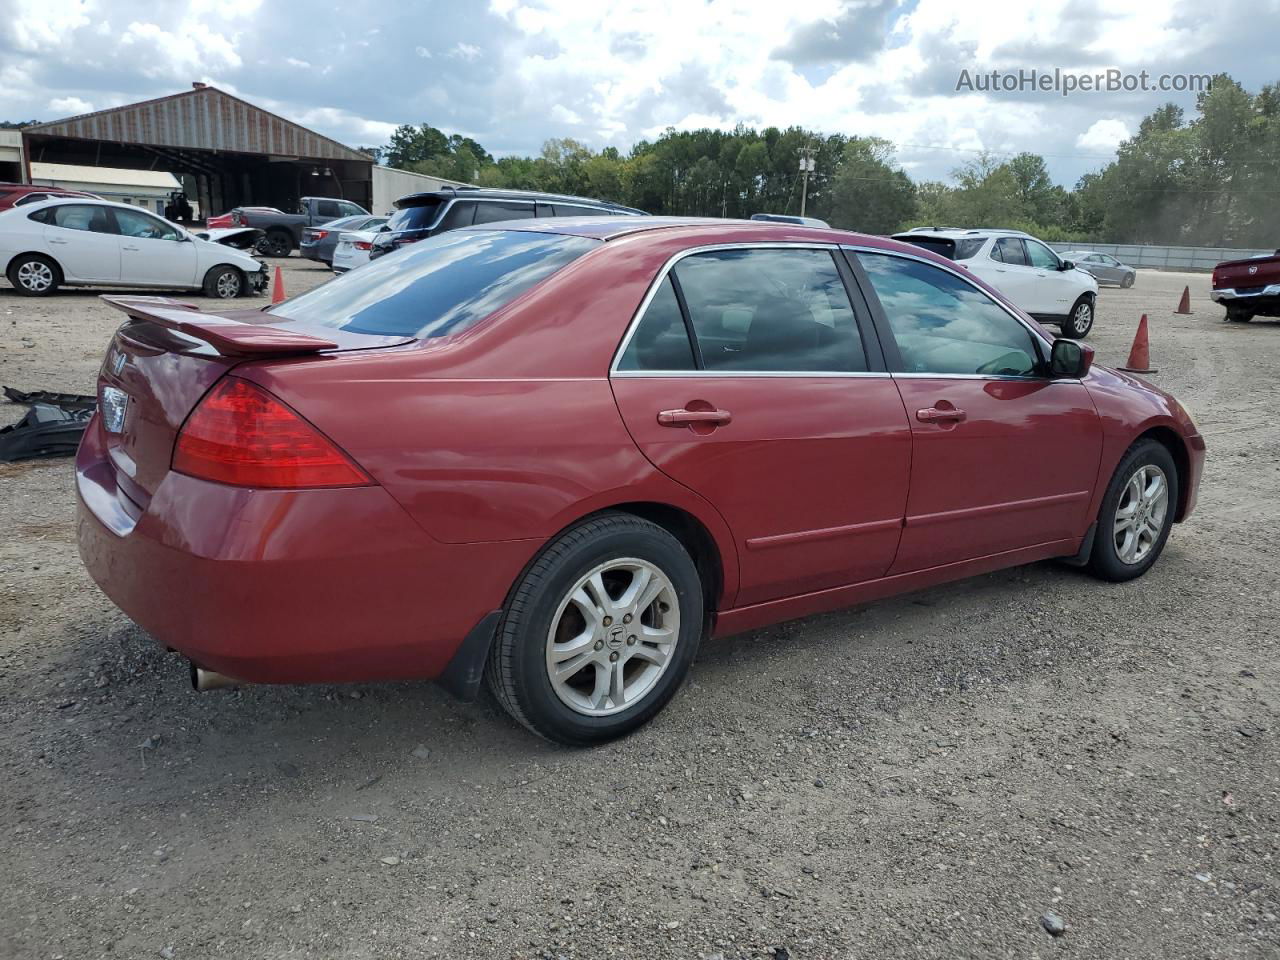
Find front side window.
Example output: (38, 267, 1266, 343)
(435, 201, 476, 232)
(339, 202, 364, 217)
(1024, 239, 1060, 270)
(672, 248, 867, 373)
(112, 207, 181, 240)
(267, 229, 598, 338)
(48, 204, 114, 234)
(858, 252, 1041, 378)
(617, 277, 695, 371)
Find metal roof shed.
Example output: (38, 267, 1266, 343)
(21, 84, 374, 221)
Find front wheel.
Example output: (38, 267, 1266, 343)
(1087, 439, 1179, 582)
(7, 253, 61, 296)
(486, 513, 704, 745)
(202, 266, 243, 299)
(1062, 296, 1095, 338)
(1121, 273, 1135, 289)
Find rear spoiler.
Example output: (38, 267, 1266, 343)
(101, 296, 338, 356)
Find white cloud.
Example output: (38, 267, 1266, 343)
(415, 46, 432, 58)
(448, 42, 482, 61)
(1076, 118, 1131, 153)
(550, 104, 582, 125)
(47, 96, 93, 115)
(285, 57, 312, 69)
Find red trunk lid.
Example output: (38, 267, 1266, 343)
(1213, 254, 1280, 290)
(94, 296, 408, 505)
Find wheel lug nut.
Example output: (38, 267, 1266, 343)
(623, 613, 632, 624)
(603, 616, 613, 626)
(609, 651, 619, 662)
(627, 635, 636, 645)
(594, 640, 604, 651)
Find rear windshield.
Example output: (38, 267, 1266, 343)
(899, 236, 985, 261)
(267, 229, 599, 338)
(386, 199, 444, 232)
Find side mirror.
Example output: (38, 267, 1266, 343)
(1059, 259, 1075, 271)
(1050, 339, 1094, 378)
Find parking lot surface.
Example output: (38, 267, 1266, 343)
(1, 263, 1277, 959)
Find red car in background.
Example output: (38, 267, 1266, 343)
(0, 182, 97, 211)
(1212, 249, 1280, 322)
(77, 218, 1205, 745)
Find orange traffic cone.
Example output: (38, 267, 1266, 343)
(1118, 314, 1157, 374)
(271, 266, 286, 304)
(1175, 285, 1192, 314)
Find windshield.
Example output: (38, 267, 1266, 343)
(267, 229, 599, 338)
(386, 200, 444, 232)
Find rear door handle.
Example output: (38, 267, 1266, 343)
(48, 238, 68, 245)
(122, 245, 140, 252)
(657, 408, 732, 427)
(916, 406, 967, 423)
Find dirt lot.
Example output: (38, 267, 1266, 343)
(1, 260, 1277, 960)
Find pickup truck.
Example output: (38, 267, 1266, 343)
(230, 197, 370, 257)
(1212, 251, 1280, 322)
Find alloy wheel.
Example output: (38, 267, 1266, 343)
(545, 558, 680, 717)
(215, 271, 241, 298)
(1113, 464, 1168, 565)
(17, 261, 53, 293)
(1071, 302, 1092, 336)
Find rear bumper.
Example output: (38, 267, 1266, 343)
(1211, 284, 1280, 301)
(75, 419, 529, 686)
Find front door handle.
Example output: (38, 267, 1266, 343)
(657, 407, 732, 427)
(916, 406, 967, 423)
(48, 238, 68, 245)
(122, 245, 140, 252)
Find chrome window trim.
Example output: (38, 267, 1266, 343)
(609, 241, 878, 378)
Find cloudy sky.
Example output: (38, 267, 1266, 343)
(1, 0, 1276, 187)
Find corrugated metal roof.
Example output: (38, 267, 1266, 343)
(25, 86, 370, 163)
(30, 162, 180, 189)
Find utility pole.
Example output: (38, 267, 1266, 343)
(798, 145, 817, 217)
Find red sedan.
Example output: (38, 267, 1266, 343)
(77, 218, 1205, 744)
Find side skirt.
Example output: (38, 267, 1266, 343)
(713, 538, 1080, 638)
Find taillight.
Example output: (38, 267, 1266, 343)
(311, 230, 328, 241)
(393, 236, 422, 248)
(173, 378, 371, 489)
(354, 240, 372, 251)
(1211, 268, 1221, 286)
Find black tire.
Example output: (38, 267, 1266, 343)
(1121, 273, 1135, 289)
(1061, 295, 1095, 338)
(263, 231, 293, 258)
(6, 253, 61, 296)
(486, 513, 704, 745)
(202, 265, 243, 299)
(1225, 308, 1253, 323)
(1086, 439, 1179, 582)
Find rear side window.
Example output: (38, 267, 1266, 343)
(387, 199, 444, 232)
(48, 204, 114, 233)
(993, 238, 1028, 265)
(554, 205, 613, 217)
(617, 277, 696, 371)
(268, 230, 598, 338)
(315, 200, 340, 218)
(674, 248, 867, 372)
(472, 202, 536, 225)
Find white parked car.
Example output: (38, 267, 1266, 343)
(892, 228, 1099, 337)
(330, 229, 380, 274)
(0, 198, 268, 299)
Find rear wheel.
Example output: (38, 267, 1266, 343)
(486, 513, 703, 745)
(1225, 307, 1254, 323)
(263, 231, 292, 258)
(1087, 439, 1179, 582)
(202, 266, 243, 299)
(7, 254, 60, 296)
(1062, 296, 1095, 338)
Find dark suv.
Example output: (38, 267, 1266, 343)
(368, 188, 646, 261)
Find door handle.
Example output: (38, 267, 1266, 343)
(48, 238, 68, 245)
(657, 407, 732, 427)
(916, 406, 967, 423)
(122, 245, 140, 252)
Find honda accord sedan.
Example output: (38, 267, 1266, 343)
(77, 217, 1205, 744)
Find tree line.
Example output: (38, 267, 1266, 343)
(374, 73, 1279, 248)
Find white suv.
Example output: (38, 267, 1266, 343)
(892, 228, 1098, 337)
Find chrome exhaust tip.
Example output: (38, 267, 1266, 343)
(190, 662, 241, 692)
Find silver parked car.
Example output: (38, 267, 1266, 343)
(1060, 251, 1136, 288)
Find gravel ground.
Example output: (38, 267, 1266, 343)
(1, 261, 1277, 960)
